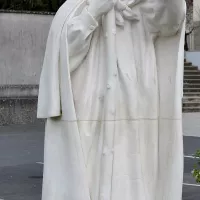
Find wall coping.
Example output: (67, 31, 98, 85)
(0, 85, 39, 99)
(0, 85, 38, 89)
(186, 51, 200, 53)
(0, 9, 55, 15)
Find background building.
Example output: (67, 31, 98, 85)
(186, 0, 200, 69)
(193, 0, 200, 50)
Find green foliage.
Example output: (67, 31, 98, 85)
(49, 0, 59, 12)
(0, 0, 65, 11)
(192, 150, 200, 183)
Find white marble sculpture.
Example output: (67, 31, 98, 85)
(37, 0, 186, 199)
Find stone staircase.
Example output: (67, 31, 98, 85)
(183, 60, 200, 112)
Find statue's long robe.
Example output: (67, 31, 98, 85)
(37, 0, 186, 199)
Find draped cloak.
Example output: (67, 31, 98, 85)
(37, 0, 186, 199)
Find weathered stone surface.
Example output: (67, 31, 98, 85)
(194, 21, 200, 50)
(0, 13, 53, 85)
(186, 0, 193, 33)
(0, 98, 44, 126)
(0, 85, 38, 98)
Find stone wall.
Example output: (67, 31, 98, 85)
(0, 12, 53, 125)
(0, 12, 53, 85)
(194, 0, 200, 22)
(189, 0, 200, 51)
(194, 21, 200, 50)
(186, 0, 193, 33)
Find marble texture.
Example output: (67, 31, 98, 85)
(37, 0, 186, 199)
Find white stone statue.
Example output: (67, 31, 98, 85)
(37, 0, 186, 199)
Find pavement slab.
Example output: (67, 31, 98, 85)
(0, 114, 199, 199)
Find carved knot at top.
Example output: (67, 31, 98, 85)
(115, 0, 141, 27)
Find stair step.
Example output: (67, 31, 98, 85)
(184, 70, 200, 72)
(184, 66, 198, 70)
(183, 96, 200, 100)
(184, 70, 200, 75)
(184, 88, 200, 92)
(184, 75, 200, 79)
(184, 62, 192, 66)
(183, 85, 200, 91)
(184, 79, 200, 83)
(184, 92, 200, 96)
(183, 107, 200, 112)
(183, 101, 200, 107)
(184, 83, 200, 88)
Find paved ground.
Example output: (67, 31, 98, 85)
(0, 123, 44, 200)
(0, 114, 200, 200)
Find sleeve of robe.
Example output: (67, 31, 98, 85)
(37, 4, 99, 119)
(142, 0, 185, 36)
(67, 8, 98, 72)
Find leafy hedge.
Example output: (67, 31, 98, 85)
(192, 150, 200, 183)
(0, 0, 66, 12)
